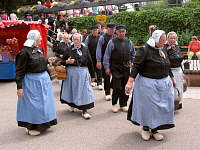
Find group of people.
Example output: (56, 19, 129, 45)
(0, 11, 18, 21)
(15, 23, 185, 141)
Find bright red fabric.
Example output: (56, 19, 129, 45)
(0, 20, 49, 56)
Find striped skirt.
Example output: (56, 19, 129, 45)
(171, 67, 184, 104)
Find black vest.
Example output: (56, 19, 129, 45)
(111, 37, 131, 67)
(88, 34, 100, 61)
(101, 33, 115, 62)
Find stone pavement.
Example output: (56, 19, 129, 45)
(183, 86, 200, 99)
(0, 80, 199, 150)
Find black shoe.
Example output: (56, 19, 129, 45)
(178, 103, 182, 110)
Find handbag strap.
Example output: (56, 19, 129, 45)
(175, 88, 180, 96)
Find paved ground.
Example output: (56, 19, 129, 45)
(0, 80, 199, 150)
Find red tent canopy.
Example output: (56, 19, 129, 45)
(0, 20, 49, 56)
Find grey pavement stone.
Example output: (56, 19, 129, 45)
(0, 80, 200, 150)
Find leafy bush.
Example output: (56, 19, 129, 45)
(67, 7, 200, 46)
(184, 1, 200, 8)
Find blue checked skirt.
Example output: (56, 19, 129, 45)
(60, 66, 94, 110)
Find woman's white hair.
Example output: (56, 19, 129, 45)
(72, 33, 83, 42)
(167, 31, 178, 45)
(24, 30, 41, 47)
(56, 32, 64, 41)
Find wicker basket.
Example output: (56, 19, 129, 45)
(56, 65, 67, 80)
(174, 88, 180, 110)
(47, 64, 57, 80)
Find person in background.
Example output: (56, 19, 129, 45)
(56, 32, 71, 60)
(92, 7, 98, 16)
(188, 36, 200, 60)
(101, 24, 107, 33)
(34, 13, 45, 24)
(126, 30, 176, 141)
(164, 31, 184, 110)
(46, 13, 56, 41)
(103, 24, 135, 113)
(69, 28, 78, 41)
(94, 22, 104, 35)
(55, 15, 66, 33)
(15, 30, 57, 136)
(56, 32, 71, 86)
(60, 33, 95, 120)
(53, 32, 64, 54)
(85, 25, 103, 90)
(96, 23, 116, 101)
(149, 25, 158, 36)
(1, 11, 8, 20)
(10, 12, 17, 20)
(81, 29, 88, 43)
(23, 13, 32, 21)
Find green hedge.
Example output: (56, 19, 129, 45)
(67, 7, 200, 46)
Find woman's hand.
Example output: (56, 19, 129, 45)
(17, 89, 24, 98)
(66, 57, 75, 64)
(171, 77, 176, 88)
(48, 57, 56, 63)
(125, 77, 134, 95)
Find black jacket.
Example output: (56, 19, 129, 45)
(15, 47, 48, 89)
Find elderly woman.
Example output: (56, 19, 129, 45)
(163, 32, 184, 109)
(126, 30, 176, 141)
(15, 30, 57, 136)
(53, 32, 64, 54)
(56, 32, 71, 59)
(188, 36, 200, 60)
(60, 33, 95, 119)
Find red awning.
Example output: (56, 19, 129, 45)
(0, 20, 50, 29)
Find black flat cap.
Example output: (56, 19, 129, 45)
(91, 25, 98, 30)
(94, 22, 102, 26)
(116, 24, 126, 30)
(106, 23, 115, 28)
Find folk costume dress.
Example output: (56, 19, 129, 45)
(60, 44, 95, 110)
(127, 43, 175, 130)
(85, 30, 102, 86)
(103, 37, 135, 107)
(164, 44, 184, 109)
(16, 47, 57, 131)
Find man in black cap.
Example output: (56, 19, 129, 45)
(103, 24, 136, 113)
(85, 25, 103, 90)
(96, 22, 116, 101)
